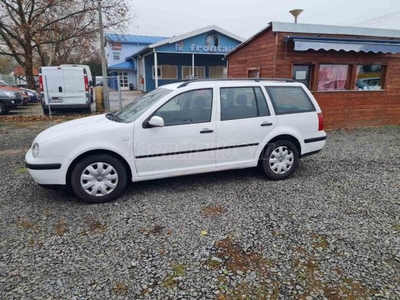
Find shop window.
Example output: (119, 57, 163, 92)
(247, 67, 260, 78)
(112, 52, 121, 61)
(292, 65, 311, 88)
(152, 65, 178, 80)
(318, 64, 349, 91)
(209, 66, 225, 78)
(356, 65, 384, 90)
(182, 66, 205, 79)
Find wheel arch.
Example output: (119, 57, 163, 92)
(258, 134, 302, 163)
(66, 149, 132, 187)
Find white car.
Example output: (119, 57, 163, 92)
(26, 79, 326, 203)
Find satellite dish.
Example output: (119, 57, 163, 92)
(289, 9, 304, 23)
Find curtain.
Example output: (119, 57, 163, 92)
(318, 65, 348, 91)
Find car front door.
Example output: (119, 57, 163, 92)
(216, 86, 277, 168)
(133, 88, 216, 177)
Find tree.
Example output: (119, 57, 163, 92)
(0, 0, 131, 88)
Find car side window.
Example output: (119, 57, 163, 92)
(265, 86, 316, 115)
(153, 88, 213, 126)
(220, 87, 269, 121)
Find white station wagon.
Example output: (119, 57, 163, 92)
(26, 79, 326, 203)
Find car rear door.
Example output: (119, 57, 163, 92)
(43, 68, 65, 106)
(216, 85, 277, 168)
(63, 68, 86, 105)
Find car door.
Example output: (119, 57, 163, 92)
(216, 86, 277, 168)
(133, 87, 216, 177)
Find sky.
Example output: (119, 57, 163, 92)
(125, 0, 400, 39)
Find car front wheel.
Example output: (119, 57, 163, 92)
(261, 140, 299, 180)
(70, 154, 128, 203)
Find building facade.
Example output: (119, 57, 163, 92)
(226, 22, 400, 129)
(132, 26, 244, 92)
(105, 34, 167, 90)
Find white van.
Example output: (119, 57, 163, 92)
(39, 66, 91, 115)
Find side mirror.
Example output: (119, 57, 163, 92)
(148, 115, 164, 127)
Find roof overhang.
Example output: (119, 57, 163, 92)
(286, 36, 400, 54)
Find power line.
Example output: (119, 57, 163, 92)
(351, 10, 400, 27)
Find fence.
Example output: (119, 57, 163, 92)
(0, 74, 133, 117)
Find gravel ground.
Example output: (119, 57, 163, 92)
(0, 121, 399, 300)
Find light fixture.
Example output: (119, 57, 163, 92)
(289, 9, 304, 23)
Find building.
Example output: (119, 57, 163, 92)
(132, 25, 244, 92)
(106, 34, 167, 90)
(226, 22, 400, 129)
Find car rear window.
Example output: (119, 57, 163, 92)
(265, 86, 316, 115)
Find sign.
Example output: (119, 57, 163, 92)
(111, 42, 122, 50)
(174, 33, 235, 53)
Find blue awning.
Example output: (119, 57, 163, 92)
(286, 36, 400, 54)
(108, 60, 135, 70)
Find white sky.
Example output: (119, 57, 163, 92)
(126, 0, 400, 39)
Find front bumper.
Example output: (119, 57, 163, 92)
(25, 149, 72, 185)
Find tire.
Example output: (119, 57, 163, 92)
(43, 108, 49, 116)
(70, 154, 127, 204)
(0, 101, 7, 115)
(261, 140, 299, 180)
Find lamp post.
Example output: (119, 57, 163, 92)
(97, 0, 109, 111)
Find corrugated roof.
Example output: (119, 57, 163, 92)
(106, 33, 168, 44)
(226, 21, 400, 58)
(108, 60, 135, 69)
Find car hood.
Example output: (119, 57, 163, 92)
(34, 114, 117, 143)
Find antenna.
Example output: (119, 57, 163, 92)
(289, 9, 304, 23)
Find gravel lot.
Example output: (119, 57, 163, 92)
(0, 120, 399, 300)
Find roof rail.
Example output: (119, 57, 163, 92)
(177, 78, 295, 88)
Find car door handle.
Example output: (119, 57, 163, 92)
(59, 86, 63, 93)
(200, 128, 214, 134)
(261, 121, 273, 127)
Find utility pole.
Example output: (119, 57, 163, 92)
(98, 0, 109, 111)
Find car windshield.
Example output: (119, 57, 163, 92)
(112, 88, 173, 123)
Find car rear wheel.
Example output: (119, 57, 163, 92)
(70, 154, 128, 203)
(261, 140, 299, 180)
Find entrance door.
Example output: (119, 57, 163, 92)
(216, 86, 276, 167)
(118, 72, 129, 90)
(134, 88, 216, 177)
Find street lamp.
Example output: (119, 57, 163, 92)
(97, 0, 109, 111)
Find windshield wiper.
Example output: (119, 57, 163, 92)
(106, 112, 117, 121)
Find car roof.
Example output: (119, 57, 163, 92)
(160, 79, 303, 90)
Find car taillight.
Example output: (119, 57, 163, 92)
(318, 113, 324, 131)
(84, 76, 89, 92)
(39, 75, 43, 92)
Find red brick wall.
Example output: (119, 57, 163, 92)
(227, 29, 400, 129)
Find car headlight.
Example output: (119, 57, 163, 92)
(32, 143, 39, 158)
(4, 91, 15, 98)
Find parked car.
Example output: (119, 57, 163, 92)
(25, 79, 327, 203)
(0, 80, 38, 103)
(0, 84, 30, 106)
(0, 88, 22, 115)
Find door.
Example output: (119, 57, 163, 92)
(63, 68, 86, 105)
(216, 86, 277, 167)
(43, 68, 65, 105)
(119, 72, 129, 90)
(134, 88, 216, 177)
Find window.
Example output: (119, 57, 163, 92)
(209, 66, 225, 78)
(292, 65, 311, 88)
(356, 64, 383, 90)
(153, 89, 212, 126)
(265, 87, 316, 115)
(152, 65, 178, 80)
(112, 52, 121, 61)
(182, 66, 205, 79)
(247, 68, 260, 78)
(220, 87, 269, 121)
(318, 64, 349, 91)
